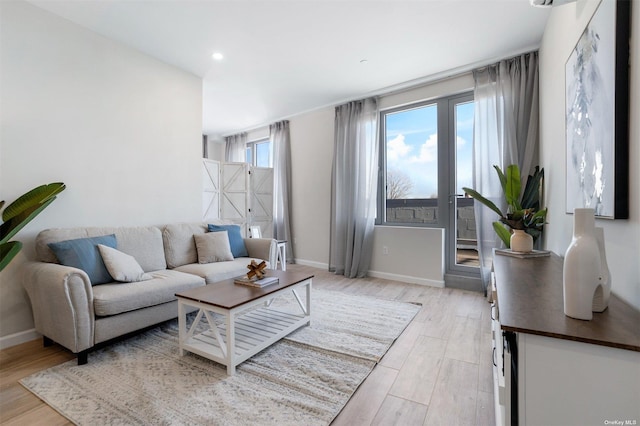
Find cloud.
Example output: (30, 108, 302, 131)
(387, 134, 412, 165)
(457, 136, 466, 147)
(409, 133, 437, 164)
(386, 132, 439, 197)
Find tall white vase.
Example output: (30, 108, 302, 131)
(592, 227, 611, 312)
(563, 208, 602, 320)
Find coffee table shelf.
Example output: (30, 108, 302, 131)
(176, 271, 312, 375)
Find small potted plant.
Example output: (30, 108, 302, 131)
(463, 165, 546, 252)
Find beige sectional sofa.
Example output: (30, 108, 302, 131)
(22, 222, 275, 364)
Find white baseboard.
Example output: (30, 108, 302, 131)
(367, 270, 445, 288)
(0, 328, 40, 350)
(294, 259, 444, 288)
(293, 258, 328, 270)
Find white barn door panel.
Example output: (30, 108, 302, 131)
(250, 167, 274, 238)
(203, 161, 274, 238)
(221, 163, 249, 231)
(202, 159, 220, 221)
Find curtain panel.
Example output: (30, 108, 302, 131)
(270, 120, 294, 261)
(224, 132, 247, 162)
(472, 52, 540, 290)
(329, 98, 379, 278)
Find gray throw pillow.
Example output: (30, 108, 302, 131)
(97, 244, 153, 282)
(194, 231, 234, 263)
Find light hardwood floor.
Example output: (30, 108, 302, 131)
(0, 264, 495, 426)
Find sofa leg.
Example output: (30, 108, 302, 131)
(43, 336, 54, 347)
(77, 350, 88, 365)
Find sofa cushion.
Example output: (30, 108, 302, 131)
(208, 224, 249, 257)
(92, 270, 205, 316)
(174, 257, 264, 284)
(112, 226, 166, 272)
(98, 245, 152, 282)
(48, 235, 117, 285)
(194, 232, 234, 263)
(36, 226, 166, 272)
(162, 223, 208, 268)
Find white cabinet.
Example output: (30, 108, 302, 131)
(519, 334, 639, 425)
(491, 253, 640, 426)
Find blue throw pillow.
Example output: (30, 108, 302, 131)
(207, 224, 249, 258)
(48, 234, 117, 285)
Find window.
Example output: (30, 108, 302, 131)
(377, 92, 474, 226)
(245, 139, 272, 167)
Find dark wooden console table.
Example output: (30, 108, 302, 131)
(490, 252, 640, 426)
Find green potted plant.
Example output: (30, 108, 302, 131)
(0, 182, 66, 271)
(462, 165, 546, 250)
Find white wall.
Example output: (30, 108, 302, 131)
(288, 75, 473, 286)
(539, 0, 639, 309)
(289, 107, 334, 267)
(0, 1, 203, 344)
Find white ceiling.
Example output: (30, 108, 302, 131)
(27, 0, 551, 138)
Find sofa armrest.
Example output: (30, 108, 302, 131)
(243, 238, 276, 268)
(21, 261, 95, 354)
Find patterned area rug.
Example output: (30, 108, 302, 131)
(21, 289, 420, 426)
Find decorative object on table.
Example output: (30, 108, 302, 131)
(463, 165, 547, 251)
(246, 259, 267, 280)
(234, 275, 279, 288)
(592, 226, 611, 312)
(510, 229, 533, 253)
(565, 0, 631, 219)
(563, 208, 606, 320)
(0, 182, 66, 271)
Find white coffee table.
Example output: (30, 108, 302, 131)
(175, 270, 312, 375)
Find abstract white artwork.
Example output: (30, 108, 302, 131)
(565, 0, 616, 217)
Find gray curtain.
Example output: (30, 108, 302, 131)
(329, 98, 379, 278)
(270, 120, 294, 261)
(224, 132, 247, 162)
(472, 52, 540, 290)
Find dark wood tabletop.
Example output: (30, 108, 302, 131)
(175, 269, 314, 309)
(493, 252, 640, 352)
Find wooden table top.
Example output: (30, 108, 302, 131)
(175, 269, 314, 309)
(493, 252, 640, 352)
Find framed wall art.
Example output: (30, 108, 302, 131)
(565, 0, 631, 219)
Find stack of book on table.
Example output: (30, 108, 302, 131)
(234, 276, 279, 288)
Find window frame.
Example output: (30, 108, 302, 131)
(376, 91, 474, 228)
(245, 138, 272, 167)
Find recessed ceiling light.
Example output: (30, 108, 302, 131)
(212, 52, 224, 61)
(360, 59, 368, 64)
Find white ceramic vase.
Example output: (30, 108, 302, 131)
(563, 208, 602, 320)
(510, 229, 533, 253)
(592, 227, 611, 312)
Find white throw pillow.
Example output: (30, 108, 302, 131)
(97, 244, 153, 282)
(194, 231, 234, 263)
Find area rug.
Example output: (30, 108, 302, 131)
(20, 289, 421, 426)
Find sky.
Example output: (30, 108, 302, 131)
(385, 101, 474, 198)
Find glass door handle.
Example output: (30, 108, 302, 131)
(448, 194, 463, 204)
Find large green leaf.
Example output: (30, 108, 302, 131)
(462, 187, 504, 218)
(0, 197, 57, 244)
(2, 182, 65, 222)
(521, 167, 544, 210)
(504, 165, 522, 212)
(0, 241, 22, 272)
(493, 222, 512, 248)
(493, 165, 507, 195)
